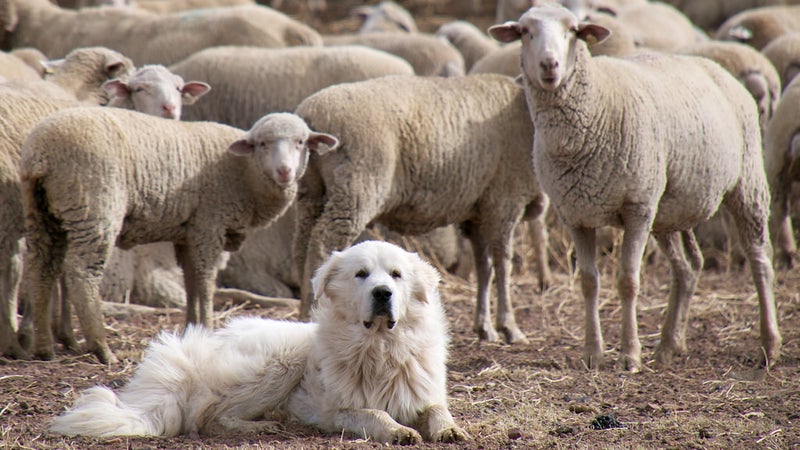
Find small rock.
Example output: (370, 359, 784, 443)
(699, 428, 714, 439)
(507, 428, 524, 440)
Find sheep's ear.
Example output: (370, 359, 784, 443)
(180, 81, 211, 105)
(311, 251, 342, 302)
(227, 137, 254, 156)
(488, 22, 522, 43)
(513, 74, 525, 86)
(1, 0, 18, 34)
(102, 79, 131, 99)
(410, 256, 441, 304)
(307, 132, 339, 155)
(42, 58, 64, 76)
(576, 23, 611, 46)
(104, 60, 128, 78)
(352, 5, 372, 20)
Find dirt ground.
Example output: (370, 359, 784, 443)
(2, 224, 799, 449)
(3, 2, 799, 449)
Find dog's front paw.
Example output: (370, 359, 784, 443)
(390, 426, 423, 445)
(434, 426, 471, 443)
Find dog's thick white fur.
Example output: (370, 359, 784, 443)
(51, 241, 469, 444)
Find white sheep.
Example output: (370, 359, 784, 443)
(353, 1, 417, 33)
(2, 0, 322, 66)
(0, 51, 42, 81)
(0, 47, 135, 359)
(170, 45, 414, 129)
(763, 76, 800, 269)
(489, 4, 782, 371)
(104, 64, 210, 120)
(761, 32, 800, 89)
(294, 74, 550, 344)
(323, 33, 465, 77)
(132, 0, 254, 13)
(20, 110, 338, 364)
(435, 20, 499, 71)
(715, 5, 800, 50)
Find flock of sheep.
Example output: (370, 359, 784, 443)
(1, 0, 799, 375)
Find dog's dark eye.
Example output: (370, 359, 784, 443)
(391, 270, 401, 279)
(355, 269, 369, 279)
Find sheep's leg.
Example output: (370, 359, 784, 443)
(53, 279, 79, 352)
(490, 221, 528, 345)
(653, 231, 701, 366)
(768, 182, 795, 269)
(616, 207, 653, 373)
(526, 195, 551, 292)
(724, 188, 782, 367)
(176, 234, 223, 329)
(464, 224, 499, 342)
(61, 223, 118, 364)
(0, 236, 26, 358)
(570, 226, 603, 369)
(23, 223, 65, 361)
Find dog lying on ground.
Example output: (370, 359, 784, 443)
(51, 240, 470, 444)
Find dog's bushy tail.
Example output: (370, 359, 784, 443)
(50, 385, 160, 436)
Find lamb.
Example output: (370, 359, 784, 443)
(323, 33, 465, 77)
(761, 32, 800, 89)
(715, 5, 800, 50)
(1, 0, 322, 66)
(763, 76, 800, 268)
(104, 64, 210, 120)
(0, 51, 42, 81)
(0, 47, 135, 359)
(436, 20, 500, 71)
(489, 4, 781, 371)
(293, 74, 550, 344)
(353, 1, 416, 33)
(20, 110, 338, 364)
(680, 41, 781, 133)
(9, 48, 48, 77)
(170, 45, 414, 129)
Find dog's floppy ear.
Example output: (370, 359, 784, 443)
(312, 250, 342, 301)
(410, 254, 441, 304)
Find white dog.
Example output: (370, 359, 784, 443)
(51, 241, 470, 444)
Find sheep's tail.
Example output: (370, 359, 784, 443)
(50, 386, 159, 437)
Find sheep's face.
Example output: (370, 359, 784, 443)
(228, 113, 339, 188)
(104, 65, 210, 120)
(489, 4, 610, 91)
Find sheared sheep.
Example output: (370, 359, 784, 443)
(323, 33, 465, 77)
(0, 51, 41, 81)
(490, 4, 781, 371)
(716, 5, 800, 50)
(1, 0, 322, 65)
(0, 47, 134, 359)
(20, 110, 338, 364)
(761, 32, 800, 89)
(353, 1, 416, 33)
(435, 20, 499, 71)
(171, 45, 413, 129)
(294, 74, 550, 344)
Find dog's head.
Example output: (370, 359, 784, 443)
(311, 240, 441, 331)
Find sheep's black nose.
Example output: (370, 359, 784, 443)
(372, 286, 392, 303)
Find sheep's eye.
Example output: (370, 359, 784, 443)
(133, 87, 144, 93)
(355, 269, 369, 279)
(391, 270, 401, 279)
(298, 139, 304, 146)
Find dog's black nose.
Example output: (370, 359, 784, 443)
(372, 286, 392, 303)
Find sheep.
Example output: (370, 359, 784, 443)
(20, 110, 338, 364)
(715, 5, 800, 50)
(9, 48, 48, 77)
(763, 76, 800, 269)
(0, 47, 135, 359)
(468, 43, 523, 77)
(170, 45, 414, 129)
(436, 20, 500, 71)
(761, 32, 800, 89)
(104, 64, 210, 120)
(323, 33, 465, 77)
(293, 73, 550, 345)
(132, 0, 254, 14)
(680, 41, 781, 133)
(1, 0, 322, 66)
(489, 4, 782, 371)
(658, 0, 788, 31)
(353, 1, 416, 33)
(495, 0, 646, 24)
(613, 2, 705, 52)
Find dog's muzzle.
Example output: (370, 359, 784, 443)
(363, 286, 396, 329)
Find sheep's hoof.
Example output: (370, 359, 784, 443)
(581, 351, 604, 370)
(760, 341, 782, 368)
(1, 342, 30, 360)
(33, 349, 55, 361)
(91, 346, 119, 365)
(618, 353, 642, 373)
(475, 324, 500, 343)
(499, 325, 529, 345)
(653, 345, 674, 368)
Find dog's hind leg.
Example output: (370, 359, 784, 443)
(333, 408, 422, 444)
(416, 404, 471, 443)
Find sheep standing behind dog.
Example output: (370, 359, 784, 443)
(294, 74, 549, 345)
(20, 110, 338, 364)
(490, 4, 781, 371)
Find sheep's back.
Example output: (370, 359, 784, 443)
(296, 74, 535, 230)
